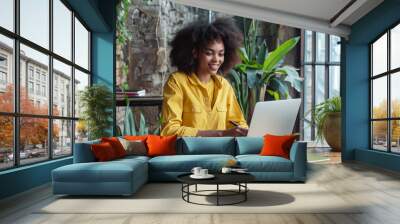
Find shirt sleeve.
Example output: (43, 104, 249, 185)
(226, 83, 249, 129)
(161, 75, 199, 137)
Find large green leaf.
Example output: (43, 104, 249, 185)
(256, 41, 268, 65)
(246, 69, 259, 89)
(267, 90, 280, 100)
(238, 48, 249, 64)
(138, 112, 148, 135)
(123, 105, 136, 136)
(272, 78, 289, 99)
(275, 65, 303, 92)
(262, 37, 300, 73)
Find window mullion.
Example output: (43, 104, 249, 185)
(388, 30, 391, 153)
(325, 33, 329, 100)
(311, 31, 316, 140)
(49, 0, 53, 160)
(71, 10, 76, 153)
(300, 30, 305, 140)
(14, 0, 21, 167)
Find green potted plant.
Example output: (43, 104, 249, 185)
(227, 19, 302, 121)
(312, 96, 341, 151)
(79, 84, 113, 140)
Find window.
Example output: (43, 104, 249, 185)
(28, 81, 34, 94)
(371, 23, 400, 154)
(0, 54, 7, 87)
(20, 0, 49, 49)
(0, 0, 14, 32)
(0, 0, 91, 170)
(53, 59, 71, 116)
(75, 17, 90, 70)
(28, 67, 34, 80)
(0, 55, 7, 67)
(35, 83, 40, 95)
(301, 30, 341, 142)
(0, 71, 6, 84)
(0, 35, 13, 113)
(35, 70, 41, 81)
(41, 85, 46, 97)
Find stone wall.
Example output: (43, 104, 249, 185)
(116, 0, 209, 133)
(117, 0, 209, 95)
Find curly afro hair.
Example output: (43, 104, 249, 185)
(170, 17, 243, 75)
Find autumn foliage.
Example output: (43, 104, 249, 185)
(372, 99, 400, 141)
(0, 85, 59, 149)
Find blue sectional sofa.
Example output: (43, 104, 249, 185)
(52, 137, 307, 196)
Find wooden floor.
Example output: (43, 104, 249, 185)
(1, 151, 400, 224)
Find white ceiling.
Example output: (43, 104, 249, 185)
(172, 0, 384, 38)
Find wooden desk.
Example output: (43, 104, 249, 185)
(116, 96, 163, 109)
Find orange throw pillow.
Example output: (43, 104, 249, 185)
(259, 134, 298, 159)
(146, 135, 177, 157)
(91, 142, 117, 161)
(101, 137, 126, 158)
(124, 135, 148, 142)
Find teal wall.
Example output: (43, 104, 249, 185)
(0, 0, 116, 200)
(343, 0, 400, 171)
(0, 158, 72, 199)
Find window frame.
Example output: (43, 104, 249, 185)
(300, 30, 341, 141)
(369, 20, 400, 154)
(0, 0, 92, 171)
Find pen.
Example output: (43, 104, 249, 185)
(229, 120, 240, 127)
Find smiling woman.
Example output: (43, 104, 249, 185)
(161, 18, 248, 137)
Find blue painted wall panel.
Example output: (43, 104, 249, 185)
(344, 0, 400, 171)
(0, 158, 72, 199)
(343, 44, 370, 160)
(355, 149, 400, 172)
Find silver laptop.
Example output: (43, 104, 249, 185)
(247, 98, 301, 137)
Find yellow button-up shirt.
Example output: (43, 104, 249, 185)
(161, 71, 248, 137)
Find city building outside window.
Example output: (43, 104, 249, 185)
(0, 71, 6, 85)
(0, 54, 7, 89)
(0, 0, 91, 170)
(28, 67, 34, 80)
(370, 22, 400, 154)
(35, 83, 40, 95)
(28, 81, 34, 94)
(301, 30, 341, 143)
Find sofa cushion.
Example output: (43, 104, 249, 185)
(124, 135, 148, 141)
(53, 158, 147, 183)
(73, 140, 100, 163)
(235, 137, 263, 155)
(147, 135, 177, 157)
(260, 134, 298, 159)
(101, 137, 127, 158)
(91, 142, 118, 161)
(116, 155, 150, 163)
(118, 138, 147, 156)
(148, 154, 235, 172)
(236, 155, 293, 172)
(180, 137, 235, 155)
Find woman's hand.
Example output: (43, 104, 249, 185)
(196, 126, 248, 137)
(222, 126, 248, 137)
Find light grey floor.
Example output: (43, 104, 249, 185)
(1, 157, 400, 224)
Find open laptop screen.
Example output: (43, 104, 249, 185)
(247, 98, 301, 137)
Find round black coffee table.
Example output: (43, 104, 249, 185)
(177, 173, 255, 206)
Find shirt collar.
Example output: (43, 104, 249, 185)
(187, 73, 223, 89)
